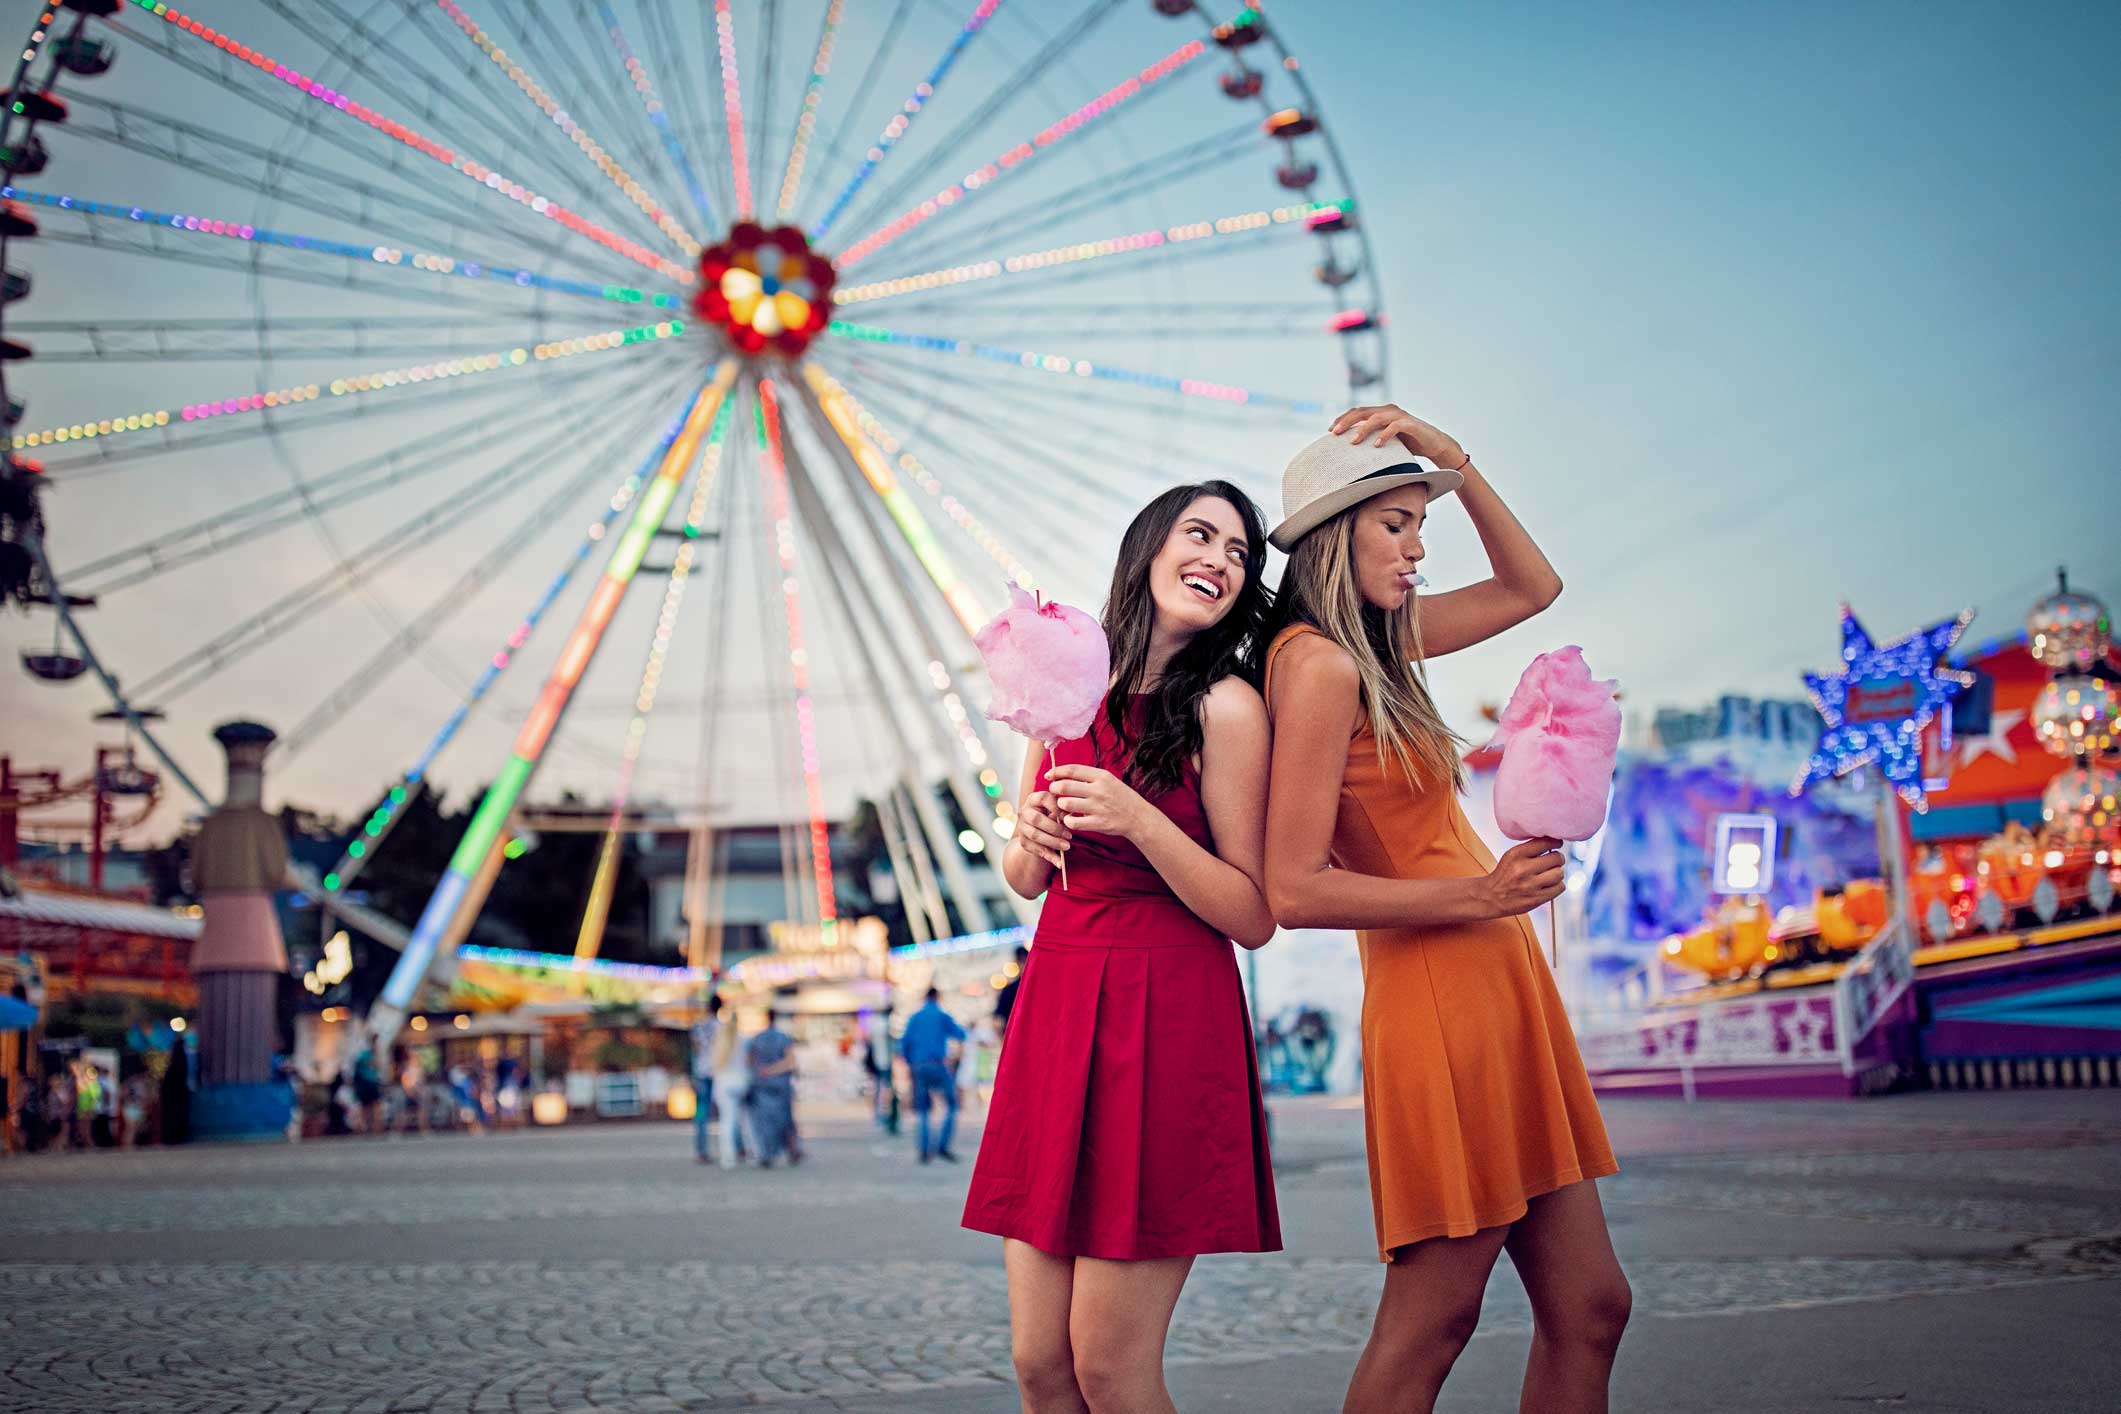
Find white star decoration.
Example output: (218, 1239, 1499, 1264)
(1958, 708, 2024, 767)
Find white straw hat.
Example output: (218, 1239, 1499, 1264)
(1269, 433, 1464, 551)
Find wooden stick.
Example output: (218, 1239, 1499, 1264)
(1547, 896, 1559, 969)
(1048, 742, 1067, 891)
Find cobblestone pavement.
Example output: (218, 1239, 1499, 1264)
(4, 1091, 2119, 1412)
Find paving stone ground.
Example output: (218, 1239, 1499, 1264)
(3, 1090, 2118, 1412)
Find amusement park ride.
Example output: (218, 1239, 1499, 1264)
(0, 2, 1389, 1073)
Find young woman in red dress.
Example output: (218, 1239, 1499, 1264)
(962, 480, 1282, 1414)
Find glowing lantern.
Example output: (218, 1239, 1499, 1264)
(2042, 762, 2121, 843)
(531, 1090, 569, 1126)
(666, 1083, 698, 1121)
(2033, 676, 2119, 757)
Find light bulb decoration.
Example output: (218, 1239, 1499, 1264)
(117, 0, 692, 283)
(10, 322, 685, 452)
(808, 0, 1005, 239)
(712, 0, 754, 218)
(774, 0, 847, 222)
(695, 221, 835, 357)
(832, 38, 1209, 269)
(431, 0, 701, 256)
(833, 199, 1351, 306)
(1791, 604, 1976, 810)
(825, 321, 1324, 414)
(0, 186, 681, 310)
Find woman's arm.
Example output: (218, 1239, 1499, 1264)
(1331, 406, 1562, 658)
(1046, 680, 1279, 949)
(998, 737, 1071, 900)
(1262, 632, 1565, 930)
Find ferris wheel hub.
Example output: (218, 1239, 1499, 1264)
(694, 221, 837, 359)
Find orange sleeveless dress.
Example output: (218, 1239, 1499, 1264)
(1266, 625, 1617, 1259)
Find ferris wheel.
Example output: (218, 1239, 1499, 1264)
(1, 0, 1388, 1044)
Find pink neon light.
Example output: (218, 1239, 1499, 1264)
(834, 40, 1206, 269)
(142, 5, 691, 283)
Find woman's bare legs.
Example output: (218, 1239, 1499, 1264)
(1342, 1226, 1510, 1414)
(1067, 1254, 1195, 1414)
(1005, 1240, 1088, 1413)
(1504, 1181, 1631, 1414)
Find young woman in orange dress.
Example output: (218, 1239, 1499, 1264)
(1261, 406, 1630, 1413)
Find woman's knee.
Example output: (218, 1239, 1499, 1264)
(1377, 1286, 1484, 1367)
(1069, 1328, 1155, 1407)
(1550, 1274, 1632, 1355)
(1012, 1334, 1079, 1401)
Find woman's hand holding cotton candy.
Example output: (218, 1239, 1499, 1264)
(1478, 837, 1567, 918)
(1013, 789, 1073, 869)
(1047, 764, 1148, 840)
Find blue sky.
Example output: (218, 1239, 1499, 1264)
(4, 0, 2115, 835)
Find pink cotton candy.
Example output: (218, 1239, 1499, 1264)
(1489, 646, 1621, 841)
(975, 585, 1110, 744)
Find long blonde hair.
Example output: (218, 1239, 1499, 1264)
(1277, 506, 1467, 791)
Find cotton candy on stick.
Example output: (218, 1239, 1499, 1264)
(1488, 646, 1622, 962)
(974, 586, 1110, 890)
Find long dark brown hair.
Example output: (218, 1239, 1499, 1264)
(1101, 480, 1272, 795)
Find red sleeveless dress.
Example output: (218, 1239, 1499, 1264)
(962, 695, 1281, 1260)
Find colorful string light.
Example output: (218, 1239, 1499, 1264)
(377, 365, 739, 1034)
(834, 199, 1350, 305)
(0, 186, 681, 310)
(10, 322, 685, 452)
(315, 413, 693, 895)
(756, 378, 841, 936)
(593, 2, 717, 234)
(802, 365, 1011, 829)
(1792, 605, 1977, 811)
(15, 7, 57, 71)
(118, 0, 692, 283)
(807, 0, 1005, 239)
(712, 0, 754, 219)
(774, 0, 846, 222)
(801, 368, 1035, 591)
(833, 39, 1208, 269)
(431, 0, 701, 256)
(824, 321, 1324, 414)
(575, 400, 735, 961)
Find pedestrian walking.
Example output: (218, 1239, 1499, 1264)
(689, 995, 722, 1164)
(711, 1005, 751, 1169)
(962, 481, 1281, 1412)
(899, 988, 964, 1163)
(743, 1009, 800, 1167)
(1261, 406, 1628, 1412)
(992, 944, 1028, 1041)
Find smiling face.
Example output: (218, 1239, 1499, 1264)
(1148, 494, 1252, 637)
(1350, 484, 1429, 611)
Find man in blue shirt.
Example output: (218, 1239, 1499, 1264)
(899, 987, 966, 1164)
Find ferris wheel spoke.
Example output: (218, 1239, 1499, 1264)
(836, 196, 1341, 310)
(806, 0, 1011, 242)
(12, 319, 684, 464)
(857, 119, 1266, 277)
(636, 0, 734, 224)
(502, 1, 679, 206)
(823, 319, 1327, 417)
(829, 0, 1132, 245)
(15, 313, 649, 364)
(793, 360, 1041, 591)
(709, 0, 757, 219)
(128, 369, 688, 705)
(415, 0, 704, 258)
(803, 0, 918, 230)
(274, 378, 694, 773)
(831, 36, 1210, 270)
(574, 1, 720, 238)
(101, 9, 692, 284)
(63, 364, 645, 594)
(264, 0, 672, 259)
(772, 0, 846, 223)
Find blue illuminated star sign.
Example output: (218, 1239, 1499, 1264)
(1791, 604, 1976, 811)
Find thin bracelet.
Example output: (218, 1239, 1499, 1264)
(1444, 449, 1472, 472)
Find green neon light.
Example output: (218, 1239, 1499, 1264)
(448, 754, 535, 874)
(607, 477, 682, 580)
